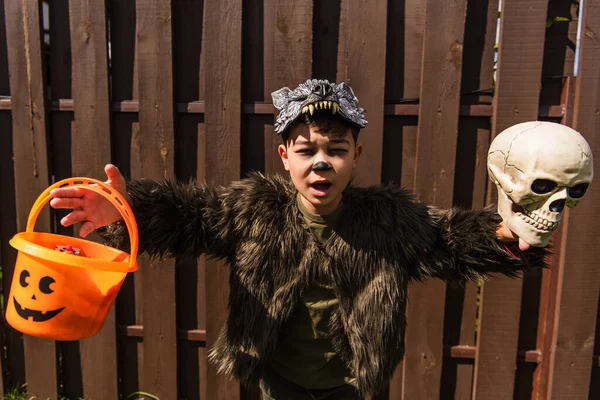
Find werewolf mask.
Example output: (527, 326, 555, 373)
(271, 79, 368, 135)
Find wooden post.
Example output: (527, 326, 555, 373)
(404, 1, 468, 399)
(135, 0, 178, 397)
(473, 0, 548, 398)
(337, 0, 386, 187)
(440, 1, 499, 398)
(546, 0, 600, 397)
(68, 0, 117, 396)
(4, 0, 57, 397)
(107, 0, 141, 396)
(0, 0, 26, 392)
(203, 0, 242, 399)
(383, 1, 427, 396)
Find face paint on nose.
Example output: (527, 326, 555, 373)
(312, 161, 333, 171)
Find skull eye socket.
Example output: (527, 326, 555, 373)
(19, 270, 30, 287)
(568, 183, 589, 198)
(531, 179, 557, 194)
(39, 276, 56, 294)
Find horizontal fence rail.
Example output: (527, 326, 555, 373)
(0, 98, 569, 118)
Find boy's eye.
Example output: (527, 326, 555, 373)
(329, 149, 348, 155)
(297, 149, 314, 155)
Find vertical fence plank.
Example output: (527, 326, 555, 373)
(172, 2, 206, 399)
(472, 1, 548, 399)
(262, 0, 276, 176)
(273, 0, 312, 88)
(341, 2, 387, 396)
(517, 9, 580, 398)
(454, 0, 498, 209)
(395, 0, 425, 194)
(382, 0, 427, 397)
(336, 0, 348, 83)
(48, 1, 80, 397)
(266, 0, 312, 175)
(108, 0, 138, 103)
(539, 0, 579, 107)
(0, 110, 15, 397)
(381, 0, 426, 189)
(0, 82, 15, 400)
(48, 0, 73, 235)
(107, 0, 140, 396)
(240, 0, 267, 177)
(0, 0, 6, 95)
(403, 1, 468, 399)
(338, 0, 386, 187)
(263, 0, 275, 101)
(68, 0, 118, 398)
(532, 2, 580, 398)
(503, 3, 576, 391)
(135, 0, 178, 398)
(196, 129, 209, 400)
(203, 0, 242, 399)
(4, 0, 57, 398)
(547, 0, 600, 397)
(534, 128, 573, 399)
(0, 0, 27, 393)
(198, 8, 209, 399)
(68, 0, 111, 178)
(340, 9, 387, 387)
(440, 1, 499, 398)
(240, 6, 268, 399)
(312, 0, 339, 82)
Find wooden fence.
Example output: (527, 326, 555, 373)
(0, 0, 598, 399)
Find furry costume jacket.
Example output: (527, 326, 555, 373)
(103, 173, 548, 396)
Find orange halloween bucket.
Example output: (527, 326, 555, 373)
(6, 178, 138, 341)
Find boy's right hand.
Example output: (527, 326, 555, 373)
(50, 164, 131, 238)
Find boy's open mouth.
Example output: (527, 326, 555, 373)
(310, 182, 332, 196)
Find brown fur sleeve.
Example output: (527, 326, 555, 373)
(414, 206, 550, 283)
(98, 179, 234, 260)
(344, 184, 549, 283)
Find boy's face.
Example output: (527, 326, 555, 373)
(278, 123, 362, 215)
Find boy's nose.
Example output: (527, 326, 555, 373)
(313, 83, 332, 98)
(312, 161, 333, 171)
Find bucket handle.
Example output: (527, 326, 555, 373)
(26, 178, 138, 272)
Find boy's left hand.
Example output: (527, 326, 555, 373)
(496, 221, 531, 251)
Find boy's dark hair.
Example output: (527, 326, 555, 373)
(281, 110, 361, 145)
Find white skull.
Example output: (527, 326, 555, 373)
(487, 121, 593, 247)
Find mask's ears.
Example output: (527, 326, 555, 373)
(271, 87, 292, 110)
(278, 144, 290, 171)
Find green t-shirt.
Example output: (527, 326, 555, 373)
(265, 196, 355, 389)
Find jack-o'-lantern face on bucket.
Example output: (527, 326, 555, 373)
(12, 268, 65, 322)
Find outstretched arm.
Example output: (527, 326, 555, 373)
(99, 179, 232, 259)
(409, 206, 549, 283)
(50, 164, 235, 260)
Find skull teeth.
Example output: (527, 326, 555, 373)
(302, 101, 339, 115)
(517, 210, 559, 232)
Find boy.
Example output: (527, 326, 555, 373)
(50, 79, 546, 399)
